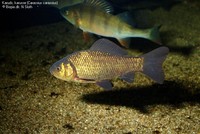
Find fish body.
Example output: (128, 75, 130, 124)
(60, 51, 143, 82)
(50, 39, 169, 90)
(60, 0, 160, 47)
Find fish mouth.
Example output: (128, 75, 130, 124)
(49, 65, 55, 76)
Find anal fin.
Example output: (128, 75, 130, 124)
(120, 71, 135, 83)
(83, 31, 91, 42)
(117, 38, 130, 48)
(96, 80, 113, 90)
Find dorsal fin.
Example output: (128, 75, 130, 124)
(116, 12, 136, 27)
(84, 0, 113, 13)
(90, 39, 127, 55)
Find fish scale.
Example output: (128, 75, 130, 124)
(77, 5, 135, 37)
(68, 51, 143, 80)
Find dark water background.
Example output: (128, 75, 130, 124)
(0, 0, 182, 31)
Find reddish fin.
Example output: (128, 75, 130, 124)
(117, 38, 130, 48)
(83, 31, 91, 42)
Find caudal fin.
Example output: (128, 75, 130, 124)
(141, 47, 169, 84)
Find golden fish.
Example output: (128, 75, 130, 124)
(50, 39, 169, 90)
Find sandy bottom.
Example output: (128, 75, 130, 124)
(0, 1, 200, 133)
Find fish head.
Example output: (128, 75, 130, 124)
(60, 6, 80, 27)
(50, 58, 75, 81)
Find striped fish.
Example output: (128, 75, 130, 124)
(60, 0, 160, 47)
(50, 39, 169, 90)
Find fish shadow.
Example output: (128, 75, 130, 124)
(81, 81, 200, 113)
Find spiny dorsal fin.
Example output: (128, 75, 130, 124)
(90, 39, 127, 55)
(84, 0, 113, 13)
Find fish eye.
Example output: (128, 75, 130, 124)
(56, 66, 61, 71)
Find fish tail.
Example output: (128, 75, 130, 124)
(147, 25, 161, 44)
(141, 47, 169, 84)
